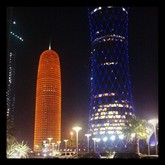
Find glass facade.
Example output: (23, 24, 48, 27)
(87, 7, 134, 147)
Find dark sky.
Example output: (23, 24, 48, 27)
(10, 7, 158, 149)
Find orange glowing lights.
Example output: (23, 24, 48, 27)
(34, 49, 61, 151)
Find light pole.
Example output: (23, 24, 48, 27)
(73, 126, 82, 156)
(47, 137, 53, 152)
(55, 144, 57, 151)
(57, 141, 61, 152)
(52, 142, 55, 152)
(146, 129, 153, 155)
(47, 137, 53, 144)
(148, 119, 158, 155)
(85, 133, 91, 153)
(42, 140, 47, 152)
(64, 139, 68, 156)
(35, 144, 39, 152)
(70, 131, 73, 151)
(146, 135, 150, 155)
(92, 138, 97, 153)
(70, 131, 73, 140)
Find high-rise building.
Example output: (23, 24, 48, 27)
(87, 7, 134, 150)
(34, 46, 61, 152)
(7, 7, 23, 131)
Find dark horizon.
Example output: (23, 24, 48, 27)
(7, 7, 158, 149)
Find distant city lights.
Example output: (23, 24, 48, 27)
(10, 31, 23, 41)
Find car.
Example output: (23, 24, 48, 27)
(113, 152, 143, 159)
(59, 152, 76, 159)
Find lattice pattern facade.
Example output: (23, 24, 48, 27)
(87, 7, 135, 142)
(34, 50, 61, 151)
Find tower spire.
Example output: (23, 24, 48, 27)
(49, 38, 51, 50)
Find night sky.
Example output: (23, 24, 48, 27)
(9, 7, 158, 149)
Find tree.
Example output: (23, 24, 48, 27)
(7, 118, 31, 158)
(7, 141, 31, 158)
(123, 116, 150, 154)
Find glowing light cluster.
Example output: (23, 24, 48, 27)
(91, 6, 128, 15)
(94, 92, 115, 98)
(6, 51, 15, 123)
(92, 34, 125, 45)
(10, 31, 23, 41)
(100, 62, 118, 66)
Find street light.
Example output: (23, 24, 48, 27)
(57, 141, 61, 152)
(42, 140, 47, 152)
(47, 137, 53, 151)
(70, 131, 73, 151)
(92, 138, 97, 153)
(47, 137, 53, 143)
(70, 131, 73, 140)
(146, 128, 153, 155)
(52, 142, 55, 152)
(73, 126, 82, 156)
(55, 144, 58, 151)
(64, 140, 68, 156)
(148, 119, 158, 155)
(85, 133, 91, 153)
(35, 144, 39, 152)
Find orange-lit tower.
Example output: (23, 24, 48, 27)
(34, 45, 61, 151)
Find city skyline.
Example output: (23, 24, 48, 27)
(7, 7, 158, 149)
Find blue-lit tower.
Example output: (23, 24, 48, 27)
(7, 7, 23, 132)
(87, 7, 134, 151)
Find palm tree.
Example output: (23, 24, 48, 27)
(7, 117, 31, 158)
(123, 116, 150, 154)
(7, 142, 18, 158)
(14, 141, 31, 158)
(7, 141, 31, 158)
(7, 118, 17, 157)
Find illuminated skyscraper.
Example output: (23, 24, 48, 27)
(34, 46, 61, 151)
(87, 7, 134, 149)
(7, 7, 23, 130)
